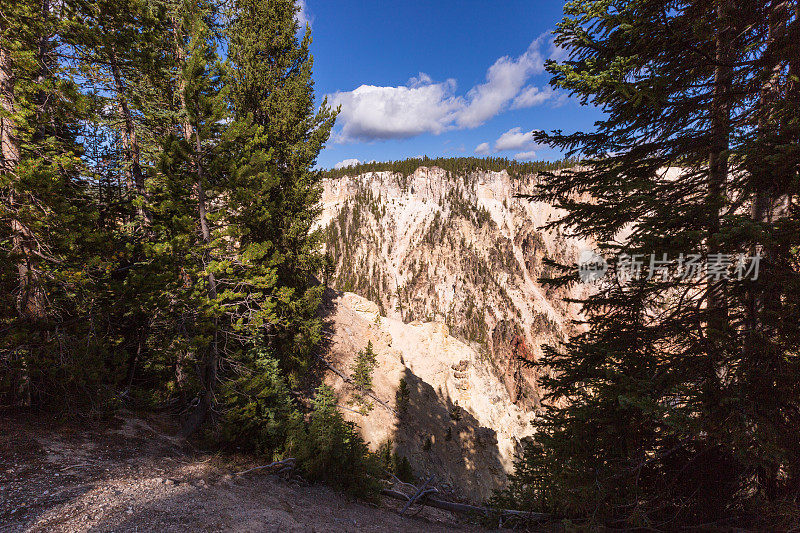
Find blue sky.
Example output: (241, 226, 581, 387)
(301, 1, 603, 170)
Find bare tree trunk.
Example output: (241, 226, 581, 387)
(108, 43, 151, 228)
(1, 21, 47, 407)
(172, 16, 220, 437)
(705, 0, 733, 408)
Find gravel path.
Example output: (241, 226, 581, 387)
(0, 413, 485, 532)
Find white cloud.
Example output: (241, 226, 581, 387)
(472, 127, 545, 159)
(329, 33, 561, 142)
(296, 0, 312, 29)
(514, 150, 539, 160)
(329, 77, 462, 141)
(511, 85, 555, 109)
(494, 127, 542, 151)
(474, 142, 491, 155)
(408, 72, 433, 87)
(456, 35, 549, 128)
(333, 158, 361, 169)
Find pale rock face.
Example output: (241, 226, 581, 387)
(316, 164, 597, 501)
(323, 291, 537, 501)
(320, 166, 592, 410)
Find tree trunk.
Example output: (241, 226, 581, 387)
(108, 43, 151, 228)
(705, 0, 733, 410)
(2, 30, 47, 323)
(172, 16, 220, 437)
(1, 20, 47, 407)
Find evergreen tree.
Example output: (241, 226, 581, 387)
(498, 0, 800, 528)
(350, 340, 378, 413)
(156, 0, 230, 436)
(225, 0, 336, 374)
(66, 0, 178, 406)
(0, 0, 342, 432)
(219, 347, 301, 457)
(294, 384, 381, 498)
(395, 377, 410, 415)
(0, 0, 112, 408)
(351, 340, 378, 392)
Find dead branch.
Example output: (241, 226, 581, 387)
(400, 474, 434, 515)
(385, 471, 417, 493)
(233, 458, 296, 476)
(381, 488, 549, 522)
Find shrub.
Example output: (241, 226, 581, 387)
(218, 348, 300, 457)
(393, 452, 415, 483)
(395, 377, 410, 415)
(350, 341, 378, 412)
(293, 385, 381, 498)
(377, 439, 415, 484)
(351, 341, 378, 391)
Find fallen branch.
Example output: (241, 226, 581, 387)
(385, 471, 417, 493)
(381, 489, 549, 521)
(60, 463, 93, 472)
(234, 458, 296, 476)
(400, 474, 434, 515)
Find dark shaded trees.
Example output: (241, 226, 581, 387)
(0, 0, 337, 439)
(497, 0, 800, 528)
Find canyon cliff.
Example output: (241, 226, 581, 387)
(318, 163, 592, 499)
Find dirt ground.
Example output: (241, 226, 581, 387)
(0, 411, 489, 532)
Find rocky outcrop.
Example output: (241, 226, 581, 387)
(320, 166, 591, 410)
(322, 291, 537, 502)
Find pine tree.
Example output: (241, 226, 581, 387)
(499, 0, 800, 527)
(0, 0, 112, 407)
(219, 347, 301, 456)
(351, 340, 378, 392)
(294, 384, 381, 497)
(66, 0, 177, 405)
(225, 0, 336, 373)
(0, 0, 347, 451)
(395, 377, 410, 415)
(156, 0, 230, 437)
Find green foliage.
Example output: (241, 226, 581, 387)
(351, 340, 378, 392)
(321, 156, 578, 181)
(499, 0, 800, 529)
(2, 0, 349, 476)
(349, 341, 378, 413)
(293, 385, 382, 498)
(395, 377, 410, 415)
(0, 0, 398, 505)
(377, 439, 415, 484)
(393, 453, 414, 483)
(0, 0, 122, 410)
(226, 0, 336, 374)
(218, 348, 301, 457)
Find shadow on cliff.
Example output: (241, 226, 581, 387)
(315, 286, 508, 503)
(298, 285, 342, 398)
(392, 366, 506, 503)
